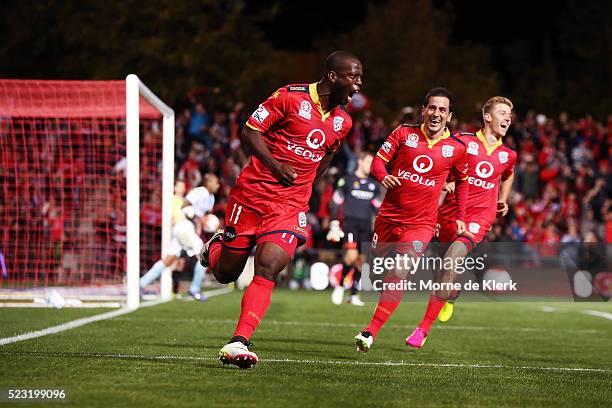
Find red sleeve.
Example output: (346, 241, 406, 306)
(452, 143, 469, 220)
(450, 146, 468, 181)
(370, 155, 389, 184)
(375, 126, 402, 164)
(502, 150, 517, 180)
(454, 178, 468, 221)
(245, 87, 287, 133)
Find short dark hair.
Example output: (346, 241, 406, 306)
(423, 87, 455, 113)
(324, 51, 359, 73)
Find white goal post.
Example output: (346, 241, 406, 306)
(125, 74, 174, 309)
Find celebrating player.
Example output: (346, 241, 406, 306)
(354, 87, 469, 353)
(140, 174, 220, 301)
(199, 51, 363, 368)
(410, 96, 517, 343)
(328, 151, 381, 306)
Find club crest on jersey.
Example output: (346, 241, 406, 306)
(467, 141, 479, 155)
(412, 240, 423, 253)
(405, 133, 419, 148)
(251, 104, 270, 124)
(499, 151, 509, 164)
(298, 212, 307, 228)
(299, 101, 312, 120)
(333, 116, 344, 132)
(442, 145, 454, 158)
(382, 141, 392, 154)
(468, 222, 481, 234)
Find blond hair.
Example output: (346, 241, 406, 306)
(482, 96, 513, 117)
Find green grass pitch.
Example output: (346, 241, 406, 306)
(0, 290, 610, 407)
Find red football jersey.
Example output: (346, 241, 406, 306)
(376, 124, 468, 226)
(239, 83, 352, 208)
(438, 130, 517, 234)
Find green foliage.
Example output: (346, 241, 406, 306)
(331, 0, 500, 119)
(554, 0, 612, 116)
(1, 0, 609, 116)
(0, 0, 286, 105)
(496, 0, 611, 116)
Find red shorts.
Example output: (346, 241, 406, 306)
(437, 216, 490, 250)
(222, 186, 308, 258)
(371, 216, 434, 258)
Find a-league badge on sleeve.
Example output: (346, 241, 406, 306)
(252, 105, 270, 123)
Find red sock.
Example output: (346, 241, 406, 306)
(233, 276, 276, 340)
(365, 276, 405, 338)
(418, 295, 446, 333)
(209, 240, 221, 270)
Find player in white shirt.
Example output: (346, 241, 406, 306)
(140, 174, 220, 301)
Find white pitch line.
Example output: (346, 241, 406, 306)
(262, 358, 611, 373)
(0, 299, 168, 346)
(583, 310, 612, 321)
(0, 302, 122, 308)
(113, 317, 603, 334)
(0, 351, 608, 373)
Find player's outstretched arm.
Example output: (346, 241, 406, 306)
(439, 180, 456, 207)
(241, 126, 297, 187)
(454, 178, 468, 235)
(371, 155, 400, 189)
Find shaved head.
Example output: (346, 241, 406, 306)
(324, 51, 360, 74)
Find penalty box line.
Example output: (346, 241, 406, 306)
(0, 351, 609, 373)
(0, 299, 169, 346)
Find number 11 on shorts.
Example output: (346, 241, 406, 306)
(230, 204, 242, 224)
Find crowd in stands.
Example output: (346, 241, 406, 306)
(175, 94, 612, 256)
(1, 92, 609, 287)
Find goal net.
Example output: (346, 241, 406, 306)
(0, 76, 174, 308)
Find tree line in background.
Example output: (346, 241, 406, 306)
(1, 0, 610, 118)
